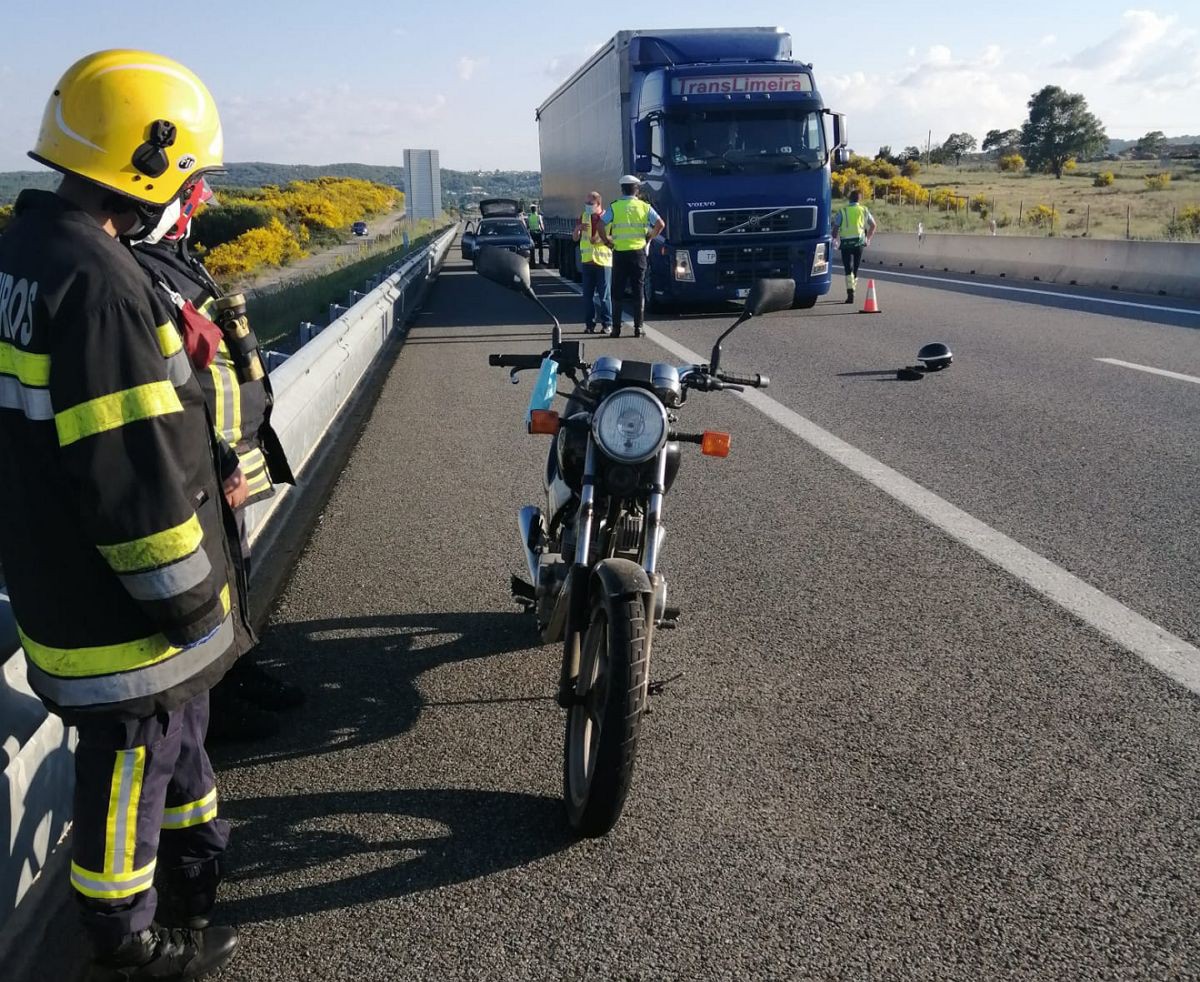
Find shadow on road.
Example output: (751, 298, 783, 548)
(218, 786, 571, 925)
(212, 611, 548, 773)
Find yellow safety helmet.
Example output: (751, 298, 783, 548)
(29, 49, 224, 207)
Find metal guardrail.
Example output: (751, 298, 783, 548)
(0, 223, 458, 962)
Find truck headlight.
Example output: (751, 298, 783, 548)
(673, 249, 695, 282)
(811, 242, 829, 276)
(592, 389, 668, 464)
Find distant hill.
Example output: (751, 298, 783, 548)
(0, 163, 542, 206)
(1107, 135, 1200, 154)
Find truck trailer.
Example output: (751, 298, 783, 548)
(536, 27, 847, 310)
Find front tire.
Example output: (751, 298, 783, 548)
(791, 294, 817, 310)
(563, 593, 648, 837)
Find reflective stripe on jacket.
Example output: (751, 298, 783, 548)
(609, 198, 652, 251)
(527, 212, 542, 232)
(0, 190, 251, 721)
(579, 210, 613, 267)
(135, 242, 293, 508)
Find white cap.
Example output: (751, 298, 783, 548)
(618, 174, 641, 186)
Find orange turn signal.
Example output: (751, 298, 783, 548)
(701, 431, 731, 457)
(529, 410, 560, 435)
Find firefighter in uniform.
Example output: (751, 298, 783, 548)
(134, 189, 300, 743)
(599, 175, 665, 338)
(0, 51, 247, 979)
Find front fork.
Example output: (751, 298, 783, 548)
(557, 442, 667, 706)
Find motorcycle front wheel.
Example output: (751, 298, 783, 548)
(563, 593, 648, 837)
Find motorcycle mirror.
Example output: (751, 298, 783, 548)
(711, 278, 797, 374)
(746, 278, 796, 317)
(917, 342, 953, 371)
(476, 247, 532, 294)
(476, 243, 562, 345)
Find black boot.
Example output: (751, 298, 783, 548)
(220, 657, 305, 713)
(156, 858, 224, 930)
(844, 289, 855, 304)
(88, 925, 238, 981)
(206, 687, 280, 744)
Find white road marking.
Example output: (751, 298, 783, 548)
(544, 272, 1200, 696)
(1095, 358, 1200, 386)
(861, 268, 1200, 317)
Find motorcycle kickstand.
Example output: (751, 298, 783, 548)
(645, 672, 684, 712)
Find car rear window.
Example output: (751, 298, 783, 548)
(479, 220, 526, 236)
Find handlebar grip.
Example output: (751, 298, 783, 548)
(717, 372, 769, 389)
(488, 353, 544, 370)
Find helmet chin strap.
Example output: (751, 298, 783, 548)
(136, 198, 183, 245)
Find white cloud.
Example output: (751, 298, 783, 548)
(457, 56, 483, 82)
(822, 44, 1032, 153)
(1039, 34, 1057, 47)
(218, 87, 448, 163)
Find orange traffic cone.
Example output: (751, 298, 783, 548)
(860, 279, 881, 314)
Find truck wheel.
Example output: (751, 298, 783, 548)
(791, 295, 817, 310)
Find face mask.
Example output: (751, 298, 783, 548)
(136, 198, 183, 245)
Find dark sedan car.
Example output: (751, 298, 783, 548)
(461, 197, 533, 263)
(461, 217, 533, 264)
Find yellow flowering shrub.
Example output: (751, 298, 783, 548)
(998, 153, 1025, 172)
(0, 205, 13, 234)
(219, 178, 399, 234)
(1093, 172, 1115, 187)
(831, 168, 873, 200)
(1144, 172, 1171, 191)
(202, 218, 306, 279)
(879, 176, 928, 205)
(1025, 204, 1056, 227)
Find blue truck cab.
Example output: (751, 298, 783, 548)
(537, 28, 847, 309)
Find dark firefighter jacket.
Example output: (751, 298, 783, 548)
(134, 241, 294, 507)
(0, 190, 253, 723)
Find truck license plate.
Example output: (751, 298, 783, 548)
(736, 288, 750, 298)
(697, 249, 717, 265)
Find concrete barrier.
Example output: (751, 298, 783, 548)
(866, 232, 1200, 299)
(0, 224, 457, 971)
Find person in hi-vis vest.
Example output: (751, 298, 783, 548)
(831, 189, 877, 303)
(574, 190, 612, 334)
(526, 203, 546, 267)
(598, 175, 665, 338)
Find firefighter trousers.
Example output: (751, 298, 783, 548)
(70, 691, 228, 948)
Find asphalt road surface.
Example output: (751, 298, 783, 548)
(187, 247, 1200, 980)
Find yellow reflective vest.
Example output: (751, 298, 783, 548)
(837, 203, 869, 243)
(609, 198, 652, 251)
(579, 210, 612, 267)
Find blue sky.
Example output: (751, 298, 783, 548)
(0, 1, 1197, 172)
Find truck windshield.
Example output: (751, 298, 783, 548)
(667, 108, 826, 172)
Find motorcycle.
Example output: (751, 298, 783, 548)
(479, 247, 794, 836)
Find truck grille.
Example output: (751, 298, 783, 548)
(689, 206, 818, 237)
(716, 244, 793, 285)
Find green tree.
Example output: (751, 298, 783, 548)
(942, 132, 978, 166)
(901, 145, 922, 162)
(1019, 85, 1107, 178)
(982, 128, 1021, 155)
(1135, 130, 1167, 158)
(875, 145, 895, 163)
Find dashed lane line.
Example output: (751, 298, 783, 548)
(1095, 358, 1200, 386)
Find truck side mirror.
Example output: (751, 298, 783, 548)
(832, 112, 847, 149)
(633, 118, 652, 158)
(834, 147, 850, 166)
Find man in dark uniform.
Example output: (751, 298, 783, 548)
(0, 50, 248, 980)
(134, 186, 300, 743)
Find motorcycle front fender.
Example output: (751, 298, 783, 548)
(590, 558, 653, 605)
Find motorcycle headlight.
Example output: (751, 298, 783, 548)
(592, 389, 668, 464)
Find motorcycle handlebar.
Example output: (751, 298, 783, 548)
(716, 371, 770, 389)
(488, 353, 544, 370)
